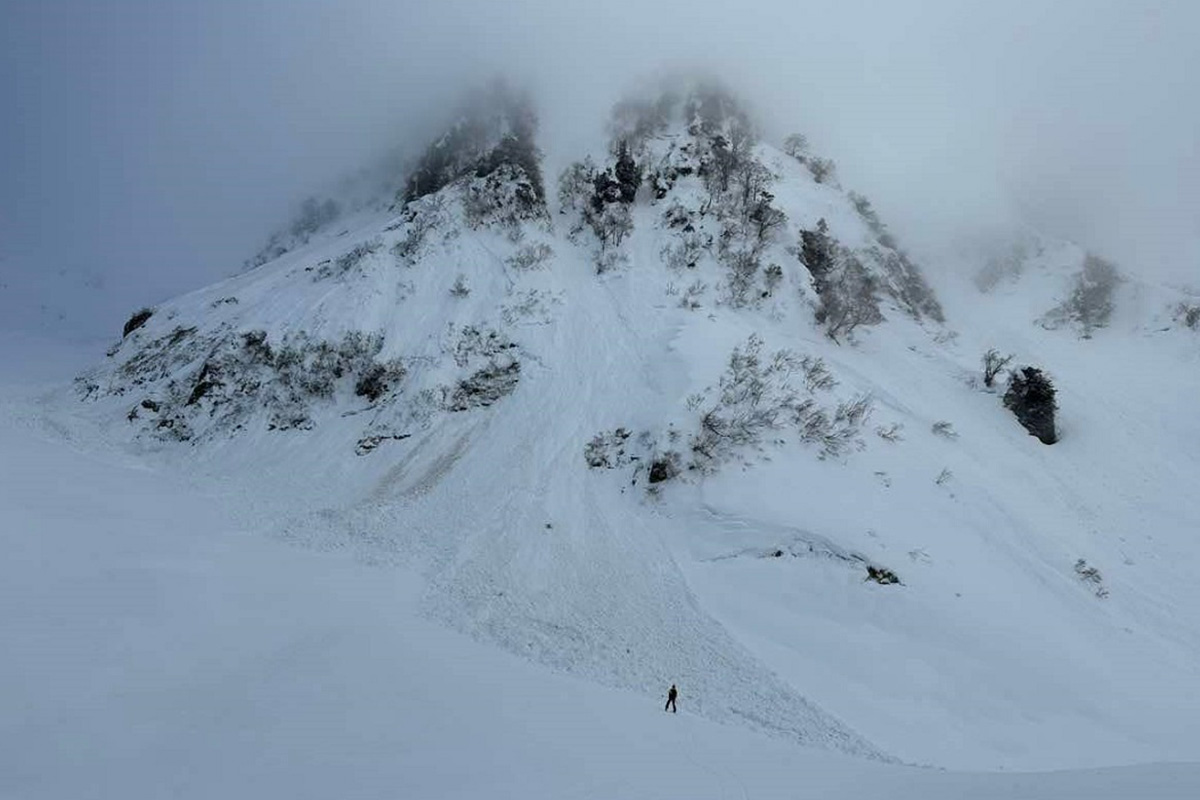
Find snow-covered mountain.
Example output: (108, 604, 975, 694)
(51, 77, 1200, 772)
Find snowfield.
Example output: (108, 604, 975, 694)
(5, 83, 1200, 796)
(4, 332, 1200, 799)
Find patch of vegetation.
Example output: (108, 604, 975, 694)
(1074, 559, 1109, 598)
(98, 328, 407, 442)
(506, 242, 554, 271)
(688, 335, 872, 472)
(866, 565, 901, 585)
(1041, 253, 1121, 337)
(447, 361, 520, 411)
(585, 427, 634, 469)
(931, 421, 958, 439)
(391, 194, 447, 265)
(1003, 366, 1058, 444)
(317, 238, 383, 279)
(122, 308, 154, 338)
(1174, 302, 1200, 330)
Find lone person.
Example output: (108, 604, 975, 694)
(665, 683, 678, 713)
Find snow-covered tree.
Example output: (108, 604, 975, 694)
(783, 132, 809, 161)
(815, 251, 884, 343)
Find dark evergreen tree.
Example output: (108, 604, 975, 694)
(748, 190, 786, 243)
(613, 140, 642, 204)
(707, 134, 736, 194)
(590, 170, 623, 213)
(800, 218, 835, 283)
(1003, 367, 1058, 444)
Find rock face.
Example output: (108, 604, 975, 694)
(122, 308, 153, 338)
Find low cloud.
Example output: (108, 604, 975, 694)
(2, 0, 1196, 336)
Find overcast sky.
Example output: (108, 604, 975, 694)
(1, 0, 1197, 337)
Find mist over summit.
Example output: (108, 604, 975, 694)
(3, 1, 1197, 340)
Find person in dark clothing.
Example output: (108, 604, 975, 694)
(665, 683, 678, 713)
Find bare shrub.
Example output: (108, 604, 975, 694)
(391, 194, 446, 265)
(585, 427, 633, 468)
(662, 232, 708, 271)
(720, 245, 761, 308)
(591, 202, 633, 252)
(1075, 559, 1109, 598)
(931, 420, 958, 439)
(875, 423, 904, 442)
(595, 249, 629, 275)
(763, 263, 784, 296)
(507, 242, 554, 271)
(1175, 302, 1200, 329)
(807, 157, 837, 185)
(783, 133, 809, 161)
(873, 247, 944, 322)
(816, 251, 884, 343)
(680, 280, 707, 310)
(447, 361, 520, 411)
(982, 349, 1014, 388)
(814, 395, 873, 458)
(689, 335, 872, 470)
(691, 335, 802, 465)
(848, 192, 896, 249)
(318, 238, 382, 279)
(800, 356, 836, 392)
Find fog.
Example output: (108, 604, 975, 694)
(2, 0, 1197, 337)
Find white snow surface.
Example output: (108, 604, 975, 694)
(6, 125, 1200, 795)
(5, 331, 1200, 798)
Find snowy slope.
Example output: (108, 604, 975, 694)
(5, 335, 1200, 798)
(27, 80, 1200, 776)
